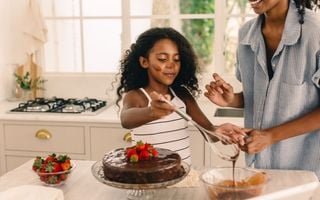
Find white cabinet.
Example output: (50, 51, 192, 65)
(4, 123, 85, 153)
(89, 125, 130, 161)
(0, 120, 91, 174)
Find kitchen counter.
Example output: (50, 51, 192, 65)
(0, 160, 319, 200)
(0, 100, 244, 126)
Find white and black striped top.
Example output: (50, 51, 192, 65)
(131, 88, 191, 165)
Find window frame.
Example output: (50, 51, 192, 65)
(39, 0, 237, 77)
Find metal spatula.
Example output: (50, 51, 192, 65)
(161, 98, 239, 161)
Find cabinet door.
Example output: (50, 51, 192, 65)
(189, 130, 205, 169)
(90, 127, 130, 161)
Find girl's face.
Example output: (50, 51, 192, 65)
(248, 0, 287, 14)
(139, 38, 181, 88)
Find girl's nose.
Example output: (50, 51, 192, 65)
(167, 60, 176, 68)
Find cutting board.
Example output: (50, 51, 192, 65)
(15, 54, 42, 99)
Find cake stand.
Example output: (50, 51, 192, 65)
(91, 160, 190, 200)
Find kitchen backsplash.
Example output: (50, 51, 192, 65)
(43, 74, 118, 104)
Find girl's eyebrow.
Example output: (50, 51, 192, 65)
(155, 52, 179, 56)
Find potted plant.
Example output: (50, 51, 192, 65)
(14, 72, 46, 100)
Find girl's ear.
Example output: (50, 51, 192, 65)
(139, 56, 149, 69)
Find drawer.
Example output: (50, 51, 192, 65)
(4, 124, 85, 154)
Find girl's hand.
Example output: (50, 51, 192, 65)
(204, 73, 235, 107)
(239, 130, 273, 154)
(149, 91, 175, 119)
(215, 123, 248, 145)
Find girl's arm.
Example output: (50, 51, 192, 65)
(121, 90, 174, 129)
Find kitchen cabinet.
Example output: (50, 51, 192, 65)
(0, 120, 90, 174)
(89, 124, 130, 161)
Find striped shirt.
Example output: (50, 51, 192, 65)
(131, 88, 191, 165)
(236, 0, 320, 178)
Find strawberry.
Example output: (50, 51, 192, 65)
(126, 148, 137, 159)
(130, 154, 139, 162)
(45, 153, 57, 163)
(47, 175, 59, 184)
(136, 141, 145, 152)
(52, 162, 63, 173)
(139, 150, 150, 160)
(57, 155, 70, 163)
(61, 162, 71, 171)
(59, 174, 68, 181)
(144, 143, 151, 151)
(151, 148, 159, 157)
(45, 161, 54, 172)
(32, 156, 43, 171)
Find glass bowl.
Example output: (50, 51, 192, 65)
(36, 162, 76, 186)
(200, 167, 268, 200)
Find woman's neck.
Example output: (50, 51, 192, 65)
(263, 0, 289, 28)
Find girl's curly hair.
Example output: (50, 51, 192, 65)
(115, 27, 200, 107)
(293, 0, 320, 24)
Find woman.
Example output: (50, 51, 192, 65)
(205, 0, 320, 178)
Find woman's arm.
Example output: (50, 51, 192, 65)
(204, 73, 244, 108)
(243, 108, 320, 153)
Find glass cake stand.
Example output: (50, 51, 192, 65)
(91, 160, 190, 200)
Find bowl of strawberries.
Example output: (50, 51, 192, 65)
(32, 153, 75, 186)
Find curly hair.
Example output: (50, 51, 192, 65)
(293, 0, 320, 24)
(115, 27, 200, 107)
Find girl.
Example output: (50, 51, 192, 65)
(205, 0, 320, 177)
(116, 27, 245, 165)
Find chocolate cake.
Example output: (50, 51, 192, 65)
(102, 148, 185, 184)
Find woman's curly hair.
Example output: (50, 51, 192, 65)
(293, 0, 320, 24)
(115, 27, 200, 107)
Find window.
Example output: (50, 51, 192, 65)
(40, 0, 254, 77)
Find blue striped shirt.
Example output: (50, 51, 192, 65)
(236, 1, 320, 177)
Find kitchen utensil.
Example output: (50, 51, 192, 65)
(161, 97, 239, 161)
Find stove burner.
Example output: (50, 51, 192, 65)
(10, 97, 107, 114)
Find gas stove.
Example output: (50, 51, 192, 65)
(9, 97, 107, 115)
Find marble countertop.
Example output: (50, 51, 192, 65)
(0, 160, 319, 200)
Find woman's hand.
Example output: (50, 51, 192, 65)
(214, 123, 248, 145)
(204, 73, 235, 107)
(149, 91, 175, 119)
(239, 130, 274, 154)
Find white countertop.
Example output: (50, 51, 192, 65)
(0, 100, 244, 126)
(0, 160, 319, 200)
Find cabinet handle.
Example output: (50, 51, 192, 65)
(35, 129, 52, 140)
